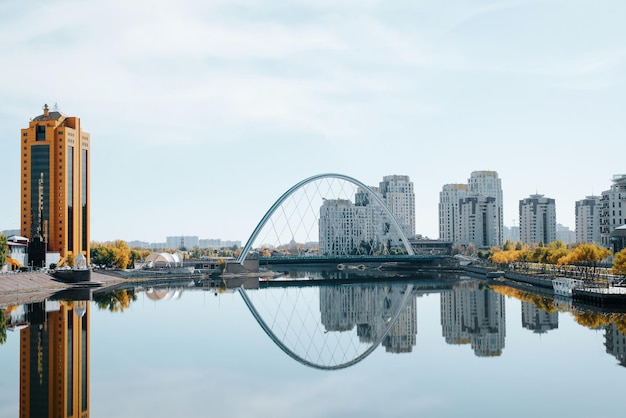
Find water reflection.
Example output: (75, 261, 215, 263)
(4, 300, 89, 417)
(5, 273, 626, 416)
(440, 281, 505, 356)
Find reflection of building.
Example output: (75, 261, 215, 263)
(440, 281, 506, 357)
(20, 105, 90, 264)
(19, 300, 90, 417)
(521, 301, 558, 334)
(383, 297, 417, 353)
(320, 285, 417, 354)
(519, 194, 556, 245)
(605, 323, 626, 367)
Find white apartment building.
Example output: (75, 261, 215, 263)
(458, 196, 499, 248)
(519, 194, 556, 245)
(319, 199, 380, 256)
(575, 196, 601, 244)
(378, 175, 415, 238)
(438, 171, 503, 247)
(600, 174, 626, 248)
(439, 184, 470, 243)
(468, 171, 503, 245)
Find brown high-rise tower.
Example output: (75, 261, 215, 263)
(20, 104, 90, 263)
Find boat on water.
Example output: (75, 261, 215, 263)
(552, 277, 584, 297)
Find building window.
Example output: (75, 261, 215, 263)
(36, 125, 45, 141)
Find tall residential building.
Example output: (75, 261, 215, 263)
(600, 174, 626, 248)
(458, 196, 499, 248)
(439, 184, 469, 243)
(438, 170, 503, 247)
(468, 171, 503, 245)
(519, 194, 556, 245)
(319, 199, 378, 256)
(378, 175, 415, 238)
(20, 105, 90, 264)
(575, 196, 602, 244)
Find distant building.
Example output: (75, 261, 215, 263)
(575, 195, 602, 244)
(503, 225, 520, 243)
(20, 104, 90, 265)
(439, 171, 503, 248)
(519, 194, 556, 245)
(600, 174, 626, 248)
(378, 175, 415, 238)
(556, 224, 576, 245)
(166, 235, 199, 250)
(128, 240, 150, 249)
(1, 229, 20, 237)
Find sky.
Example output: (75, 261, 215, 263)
(1, 0, 625, 244)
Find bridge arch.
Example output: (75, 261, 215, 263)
(237, 173, 414, 264)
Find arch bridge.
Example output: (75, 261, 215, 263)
(237, 173, 415, 265)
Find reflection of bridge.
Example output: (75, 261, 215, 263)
(237, 173, 417, 265)
(238, 283, 416, 370)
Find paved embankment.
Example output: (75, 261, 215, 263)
(0, 271, 125, 307)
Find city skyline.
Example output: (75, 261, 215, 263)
(1, 1, 625, 244)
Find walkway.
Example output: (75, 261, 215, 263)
(0, 271, 124, 307)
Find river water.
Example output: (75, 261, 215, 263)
(1, 271, 625, 417)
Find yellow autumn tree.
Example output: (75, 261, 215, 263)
(112, 240, 131, 269)
(613, 248, 626, 276)
(490, 250, 520, 266)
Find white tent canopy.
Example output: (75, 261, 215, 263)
(145, 252, 183, 268)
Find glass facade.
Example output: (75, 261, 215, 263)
(35, 125, 45, 141)
(81, 149, 88, 252)
(67, 146, 74, 251)
(29, 145, 50, 237)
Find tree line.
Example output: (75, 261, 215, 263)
(486, 240, 626, 277)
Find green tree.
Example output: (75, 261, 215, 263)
(0, 233, 7, 268)
(190, 246, 203, 260)
(91, 245, 116, 268)
(502, 239, 515, 251)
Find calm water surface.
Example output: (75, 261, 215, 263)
(1, 272, 626, 417)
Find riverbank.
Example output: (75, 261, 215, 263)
(0, 271, 126, 307)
